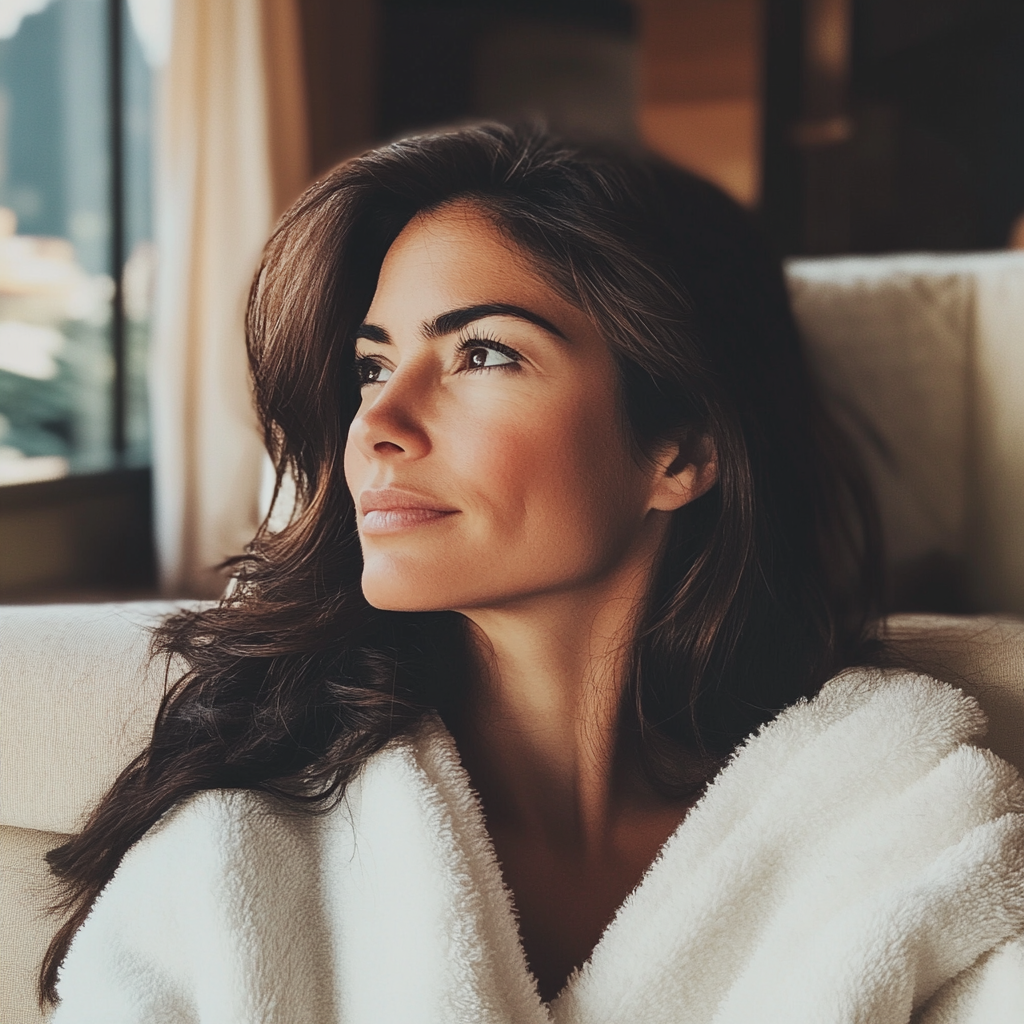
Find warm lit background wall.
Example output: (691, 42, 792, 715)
(637, 0, 762, 207)
(298, 0, 1024, 253)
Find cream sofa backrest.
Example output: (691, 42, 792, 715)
(788, 251, 1024, 614)
(0, 602, 191, 836)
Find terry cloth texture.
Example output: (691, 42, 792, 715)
(51, 669, 1024, 1023)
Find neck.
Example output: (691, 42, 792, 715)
(453, 550, 663, 853)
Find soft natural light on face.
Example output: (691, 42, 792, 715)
(343, 203, 668, 617)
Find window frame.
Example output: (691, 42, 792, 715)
(0, 0, 155, 600)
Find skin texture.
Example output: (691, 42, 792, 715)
(344, 202, 717, 1001)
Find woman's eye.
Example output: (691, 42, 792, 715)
(355, 357, 392, 386)
(460, 342, 519, 370)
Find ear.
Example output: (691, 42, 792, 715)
(648, 432, 718, 512)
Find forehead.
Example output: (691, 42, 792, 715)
(367, 202, 564, 320)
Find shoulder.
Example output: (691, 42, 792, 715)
(72, 723, 453, 918)
(656, 669, 1024, 1018)
(777, 667, 989, 750)
(688, 666, 1024, 910)
(744, 667, 1005, 785)
(57, 789, 308, 973)
(50, 792, 270, 1016)
(105, 788, 296, 892)
(751, 667, 1024, 826)
(53, 733, 449, 1018)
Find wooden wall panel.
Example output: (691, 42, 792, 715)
(636, 0, 762, 205)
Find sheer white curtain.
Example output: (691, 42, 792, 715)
(150, 0, 308, 596)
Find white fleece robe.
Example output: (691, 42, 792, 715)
(51, 669, 1024, 1023)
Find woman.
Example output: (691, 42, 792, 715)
(43, 124, 1024, 1022)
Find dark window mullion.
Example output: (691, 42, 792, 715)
(108, 0, 126, 459)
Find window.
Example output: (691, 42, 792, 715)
(0, 0, 160, 487)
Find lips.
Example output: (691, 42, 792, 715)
(359, 488, 459, 534)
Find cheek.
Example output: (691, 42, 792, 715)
(460, 415, 534, 505)
(356, 374, 651, 611)
(457, 389, 642, 552)
(453, 392, 575, 509)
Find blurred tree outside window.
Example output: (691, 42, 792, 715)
(0, 0, 159, 487)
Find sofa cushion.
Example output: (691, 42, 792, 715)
(788, 251, 1024, 613)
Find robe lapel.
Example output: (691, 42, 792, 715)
(367, 673, 1024, 1024)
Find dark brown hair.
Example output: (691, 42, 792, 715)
(41, 123, 882, 1003)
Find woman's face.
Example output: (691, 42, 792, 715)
(344, 202, 679, 613)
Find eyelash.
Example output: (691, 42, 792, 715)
(353, 335, 523, 386)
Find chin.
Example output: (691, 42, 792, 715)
(361, 586, 445, 613)
(359, 556, 464, 613)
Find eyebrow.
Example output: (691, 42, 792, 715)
(353, 302, 568, 345)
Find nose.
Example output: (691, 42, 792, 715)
(347, 365, 432, 462)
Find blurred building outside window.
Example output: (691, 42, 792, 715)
(0, 0, 169, 488)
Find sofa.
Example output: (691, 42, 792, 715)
(4, 251, 1024, 1021)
